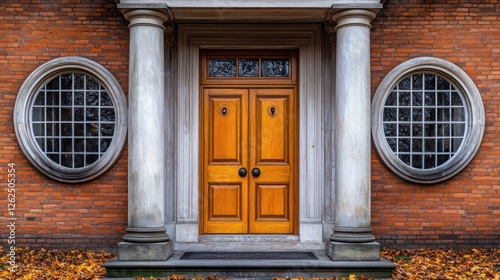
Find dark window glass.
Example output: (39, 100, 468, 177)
(386, 91, 397, 106)
(209, 58, 236, 77)
(101, 92, 113, 106)
(383, 108, 397, 122)
(384, 124, 397, 137)
(31, 73, 116, 169)
(238, 59, 259, 77)
(382, 73, 467, 169)
(399, 92, 411, 106)
(262, 59, 289, 77)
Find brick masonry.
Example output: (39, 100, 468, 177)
(0, 0, 498, 250)
(0, 0, 129, 250)
(371, 0, 500, 248)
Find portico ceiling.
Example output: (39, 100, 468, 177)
(116, 0, 384, 23)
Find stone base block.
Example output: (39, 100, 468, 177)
(327, 241, 380, 261)
(118, 241, 173, 261)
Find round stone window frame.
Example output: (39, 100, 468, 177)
(372, 57, 485, 184)
(14, 57, 128, 183)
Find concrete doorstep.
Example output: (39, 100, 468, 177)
(102, 252, 396, 279)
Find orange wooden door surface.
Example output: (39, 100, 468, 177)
(249, 88, 295, 233)
(201, 87, 296, 234)
(202, 88, 249, 233)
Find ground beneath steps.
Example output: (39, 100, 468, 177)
(1, 247, 498, 279)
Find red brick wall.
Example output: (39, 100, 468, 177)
(0, 0, 129, 249)
(2, 0, 499, 251)
(371, 0, 500, 248)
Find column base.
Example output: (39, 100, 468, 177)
(122, 227, 170, 243)
(327, 241, 380, 261)
(118, 241, 173, 261)
(330, 226, 376, 243)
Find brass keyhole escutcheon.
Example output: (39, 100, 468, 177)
(267, 106, 278, 118)
(220, 106, 228, 116)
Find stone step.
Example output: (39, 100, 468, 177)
(103, 252, 396, 279)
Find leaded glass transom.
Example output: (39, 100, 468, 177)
(31, 73, 116, 168)
(239, 59, 259, 77)
(262, 59, 289, 77)
(208, 57, 290, 78)
(208, 58, 236, 77)
(382, 73, 467, 169)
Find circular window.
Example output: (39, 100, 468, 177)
(14, 57, 127, 183)
(372, 57, 485, 184)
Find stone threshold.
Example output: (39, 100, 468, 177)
(103, 252, 396, 279)
(173, 241, 326, 254)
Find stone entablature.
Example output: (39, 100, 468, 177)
(117, 1, 383, 22)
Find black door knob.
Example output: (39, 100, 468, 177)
(251, 168, 261, 177)
(238, 167, 247, 177)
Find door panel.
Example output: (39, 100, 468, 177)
(208, 96, 243, 164)
(253, 95, 289, 164)
(209, 184, 242, 219)
(249, 88, 295, 233)
(255, 184, 289, 220)
(203, 88, 248, 234)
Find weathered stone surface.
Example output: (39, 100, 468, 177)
(327, 241, 380, 261)
(104, 252, 395, 279)
(117, 242, 173, 261)
(118, 8, 172, 261)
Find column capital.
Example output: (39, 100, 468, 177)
(324, 22, 337, 42)
(119, 4, 172, 30)
(329, 9, 378, 31)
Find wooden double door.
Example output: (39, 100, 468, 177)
(200, 86, 298, 234)
(200, 50, 298, 234)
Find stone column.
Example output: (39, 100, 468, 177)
(117, 6, 173, 261)
(327, 9, 380, 261)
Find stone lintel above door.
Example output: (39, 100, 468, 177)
(116, 1, 383, 23)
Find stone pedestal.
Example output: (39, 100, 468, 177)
(328, 9, 380, 261)
(118, 5, 173, 261)
(118, 242, 173, 261)
(327, 241, 380, 261)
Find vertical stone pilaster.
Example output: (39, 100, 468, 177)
(117, 6, 173, 261)
(327, 9, 380, 261)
